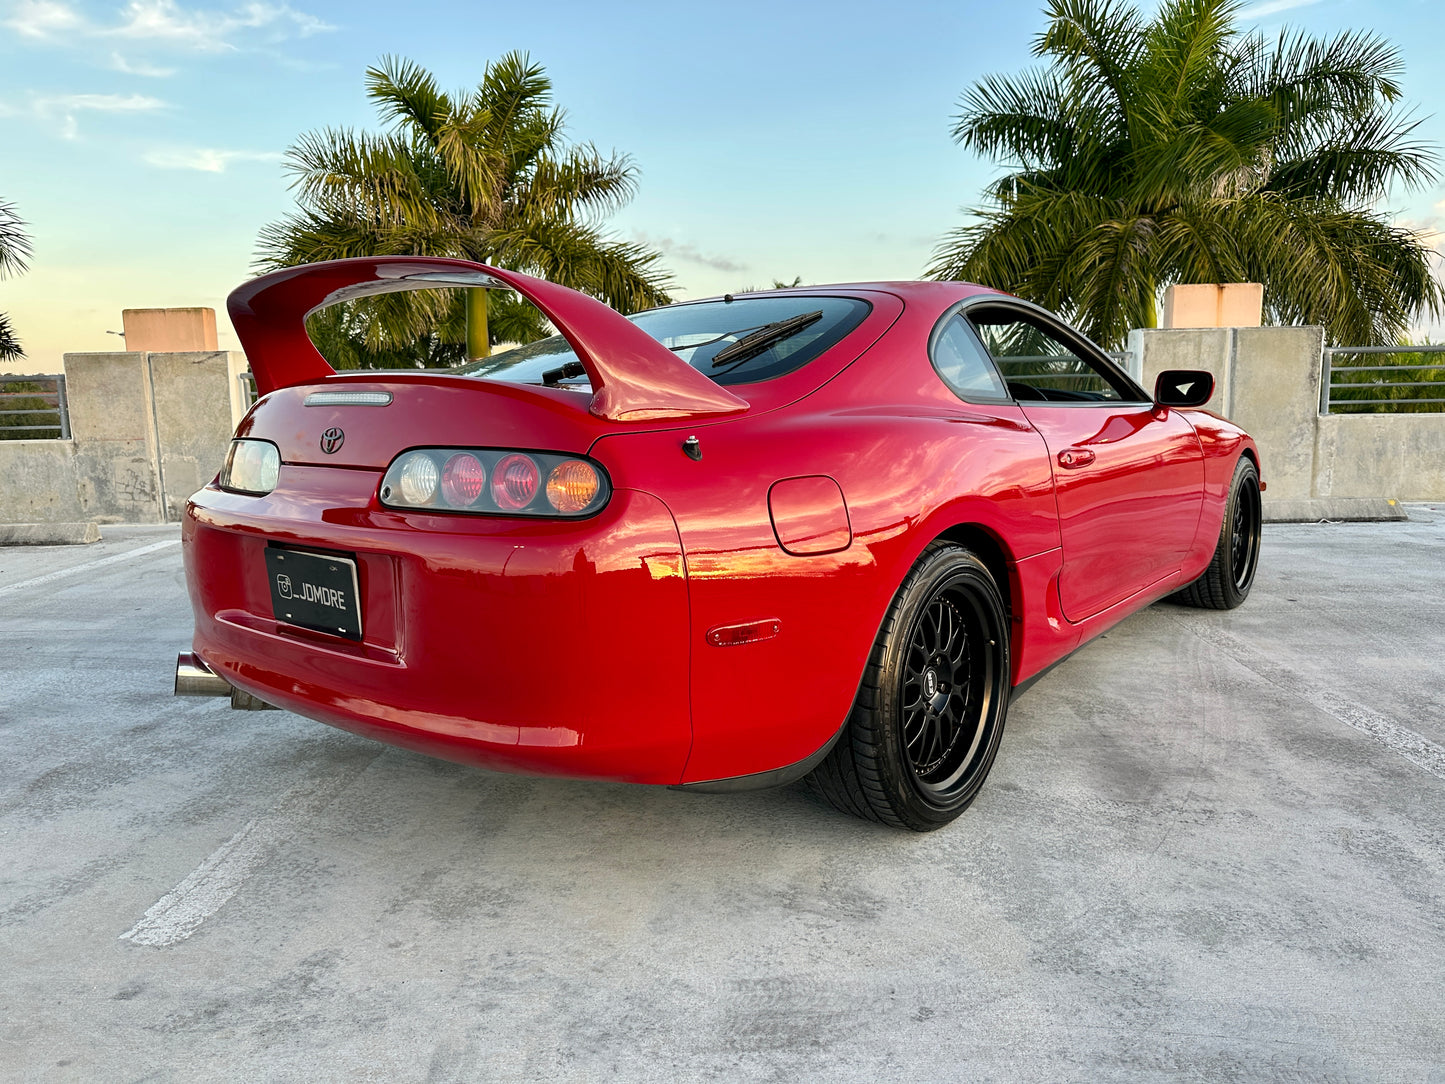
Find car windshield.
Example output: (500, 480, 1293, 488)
(454, 296, 871, 386)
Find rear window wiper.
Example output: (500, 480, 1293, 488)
(711, 310, 825, 368)
(542, 360, 586, 386)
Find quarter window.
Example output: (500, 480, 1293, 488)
(966, 306, 1138, 403)
(931, 314, 1008, 402)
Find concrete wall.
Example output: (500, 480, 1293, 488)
(1129, 326, 1445, 507)
(0, 440, 88, 522)
(0, 351, 247, 526)
(148, 351, 248, 520)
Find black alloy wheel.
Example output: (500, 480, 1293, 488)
(810, 542, 1011, 830)
(1173, 456, 1262, 610)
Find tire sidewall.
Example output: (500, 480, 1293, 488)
(1220, 457, 1261, 607)
(872, 547, 1011, 829)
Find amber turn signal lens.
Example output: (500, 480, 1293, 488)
(546, 460, 600, 513)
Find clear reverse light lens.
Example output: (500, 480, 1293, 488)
(397, 451, 440, 505)
(220, 439, 280, 495)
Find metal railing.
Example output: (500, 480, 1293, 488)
(238, 371, 257, 408)
(1322, 345, 1445, 415)
(0, 374, 70, 439)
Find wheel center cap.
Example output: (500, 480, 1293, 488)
(923, 668, 939, 698)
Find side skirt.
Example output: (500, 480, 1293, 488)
(1009, 651, 1074, 700)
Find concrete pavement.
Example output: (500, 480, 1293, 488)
(1, 512, 1442, 1081)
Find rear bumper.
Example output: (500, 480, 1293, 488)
(183, 466, 692, 784)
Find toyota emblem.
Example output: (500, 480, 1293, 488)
(320, 427, 345, 454)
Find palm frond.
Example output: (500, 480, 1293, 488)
(367, 55, 455, 141)
(0, 311, 23, 361)
(931, 0, 1440, 349)
(0, 199, 33, 279)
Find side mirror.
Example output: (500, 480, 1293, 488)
(1154, 369, 1215, 408)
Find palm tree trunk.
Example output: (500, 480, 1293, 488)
(466, 289, 491, 359)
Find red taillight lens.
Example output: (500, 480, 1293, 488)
(441, 453, 486, 507)
(492, 453, 539, 510)
(546, 460, 600, 513)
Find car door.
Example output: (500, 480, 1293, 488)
(962, 301, 1204, 622)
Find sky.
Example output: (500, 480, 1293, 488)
(2, 0, 1444, 370)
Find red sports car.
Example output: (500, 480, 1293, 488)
(176, 257, 1262, 830)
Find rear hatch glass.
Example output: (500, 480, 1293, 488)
(455, 296, 871, 387)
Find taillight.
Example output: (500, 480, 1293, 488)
(379, 448, 610, 517)
(546, 460, 601, 513)
(441, 453, 487, 507)
(492, 453, 539, 510)
(218, 439, 280, 495)
(397, 451, 440, 505)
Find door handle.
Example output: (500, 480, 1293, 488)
(1057, 448, 1095, 469)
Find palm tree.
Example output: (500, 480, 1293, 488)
(1, 198, 32, 361)
(929, 0, 1443, 348)
(258, 53, 672, 365)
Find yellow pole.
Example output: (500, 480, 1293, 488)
(466, 289, 491, 359)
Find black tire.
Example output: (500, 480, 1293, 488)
(809, 542, 1011, 831)
(1173, 456, 1262, 610)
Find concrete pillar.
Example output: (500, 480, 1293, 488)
(1230, 326, 1323, 501)
(147, 351, 245, 520)
(1132, 325, 1327, 508)
(121, 308, 218, 353)
(62, 352, 165, 524)
(1128, 327, 1232, 412)
(1161, 284, 1263, 329)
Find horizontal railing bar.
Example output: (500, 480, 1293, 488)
(1329, 364, 1445, 373)
(0, 409, 63, 418)
(0, 426, 65, 433)
(1326, 344, 1445, 355)
(0, 392, 60, 400)
(1331, 381, 1445, 390)
(1328, 398, 1445, 406)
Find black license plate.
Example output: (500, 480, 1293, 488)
(264, 547, 363, 641)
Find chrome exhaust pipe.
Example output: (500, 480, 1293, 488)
(175, 651, 278, 709)
(175, 652, 231, 697)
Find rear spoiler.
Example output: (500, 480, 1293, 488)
(227, 256, 749, 422)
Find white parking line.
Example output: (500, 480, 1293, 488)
(119, 754, 378, 948)
(1169, 613, 1445, 781)
(0, 538, 180, 596)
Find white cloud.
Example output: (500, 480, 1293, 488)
(3, 0, 334, 51)
(29, 91, 167, 138)
(111, 0, 333, 51)
(143, 146, 282, 171)
(3, 0, 82, 37)
(634, 232, 747, 273)
(37, 91, 167, 111)
(111, 51, 176, 76)
(1237, 0, 1322, 19)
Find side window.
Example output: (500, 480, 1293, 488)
(931, 314, 1008, 402)
(967, 307, 1136, 403)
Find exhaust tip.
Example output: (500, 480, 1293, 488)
(175, 652, 232, 698)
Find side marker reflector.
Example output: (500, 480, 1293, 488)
(707, 619, 782, 647)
